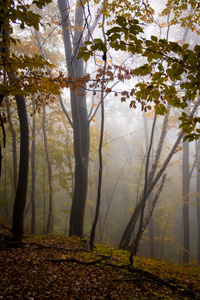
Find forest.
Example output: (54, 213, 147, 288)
(0, 0, 200, 298)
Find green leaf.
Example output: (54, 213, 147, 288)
(93, 38, 103, 44)
(151, 35, 158, 42)
(116, 16, 126, 27)
(154, 103, 167, 115)
(84, 41, 93, 45)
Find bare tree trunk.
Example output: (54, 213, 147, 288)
(181, 19, 191, 264)
(31, 99, 36, 235)
(42, 155, 46, 234)
(58, 0, 90, 237)
(148, 193, 155, 258)
(5, 96, 18, 192)
(143, 115, 155, 258)
(119, 104, 177, 250)
(11, 94, 29, 242)
(182, 139, 190, 263)
(42, 105, 53, 235)
(195, 140, 200, 265)
(90, 55, 106, 250)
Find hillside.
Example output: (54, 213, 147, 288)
(0, 235, 199, 299)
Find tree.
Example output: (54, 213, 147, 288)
(30, 99, 36, 235)
(5, 96, 17, 192)
(57, 0, 102, 237)
(182, 139, 190, 263)
(143, 114, 156, 258)
(195, 138, 200, 265)
(11, 93, 29, 242)
(42, 104, 53, 234)
(89, 7, 107, 250)
(0, 0, 59, 241)
(78, 0, 200, 252)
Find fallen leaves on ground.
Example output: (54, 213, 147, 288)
(0, 235, 199, 299)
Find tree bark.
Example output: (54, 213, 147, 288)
(11, 94, 29, 242)
(89, 8, 106, 249)
(195, 140, 200, 265)
(31, 99, 36, 235)
(42, 105, 53, 235)
(5, 96, 18, 192)
(58, 0, 90, 237)
(182, 139, 190, 263)
(143, 115, 155, 258)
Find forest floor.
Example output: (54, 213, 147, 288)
(0, 234, 200, 299)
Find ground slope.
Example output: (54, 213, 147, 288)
(0, 235, 199, 299)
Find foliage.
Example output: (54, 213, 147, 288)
(0, 235, 199, 299)
(0, 0, 52, 33)
(0, 0, 90, 112)
(78, 1, 200, 142)
(161, 0, 200, 33)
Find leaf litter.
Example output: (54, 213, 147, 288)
(0, 235, 199, 299)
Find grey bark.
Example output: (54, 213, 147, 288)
(58, 0, 90, 237)
(89, 9, 106, 250)
(5, 96, 18, 192)
(42, 105, 53, 235)
(143, 115, 155, 258)
(195, 140, 200, 265)
(182, 139, 190, 263)
(31, 99, 36, 235)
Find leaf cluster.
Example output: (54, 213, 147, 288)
(77, 8, 200, 141)
(0, 0, 52, 34)
(161, 0, 200, 34)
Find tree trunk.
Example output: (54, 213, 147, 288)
(90, 12, 106, 249)
(119, 105, 174, 250)
(143, 115, 155, 258)
(42, 105, 53, 235)
(31, 99, 36, 235)
(11, 94, 29, 242)
(148, 193, 155, 258)
(5, 96, 18, 192)
(182, 139, 190, 263)
(42, 155, 46, 234)
(4, 22, 29, 242)
(195, 140, 200, 265)
(58, 0, 90, 237)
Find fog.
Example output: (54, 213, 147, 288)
(1, 0, 200, 264)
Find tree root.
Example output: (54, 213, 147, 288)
(47, 257, 199, 299)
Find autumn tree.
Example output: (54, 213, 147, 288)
(0, 0, 61, 241)
(57, 0, 103, 237)
(78, 0, 200, 253)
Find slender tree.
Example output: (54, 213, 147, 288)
(90, 6, 106, 250)
(5, 96, 17, 192)
(196, 139, 200, 265)
(30, 99, 36, 235)
(120, 106, 170, 250)
(42, 104, 53, 234)
(143, 114, 155, 258)
(182, 139, 190, 263)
